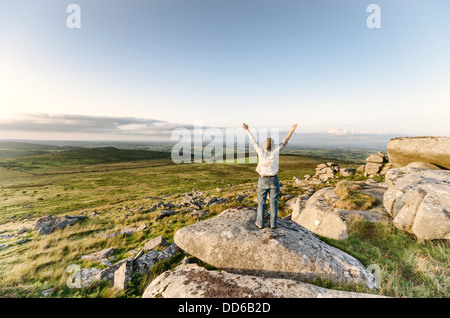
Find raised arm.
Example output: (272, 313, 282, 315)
(242, 123, 261, 154)
(282, 123, 298, 144)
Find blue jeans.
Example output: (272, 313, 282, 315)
(256, 176, 280, 228)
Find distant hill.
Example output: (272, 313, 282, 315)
(0, 146, 171, 173)
(45, 147, 171, 164)
(0, 141, 74, 160)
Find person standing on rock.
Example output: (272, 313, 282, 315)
(242, 123, 298, 229)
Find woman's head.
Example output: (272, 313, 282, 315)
(263, 137, 274, 152)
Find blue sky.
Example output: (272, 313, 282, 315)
(1, 0, 449, 142)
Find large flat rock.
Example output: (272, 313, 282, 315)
(292, 183, 390, 240)
(174, 208, 376, 288)
(384, 167, 450, 240)
(387, 136, 450, 169)
(143, 264, 385, 298)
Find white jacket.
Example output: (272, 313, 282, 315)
(245, 129, 288, 177)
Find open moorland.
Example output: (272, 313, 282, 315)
(0, 142, 447, 298)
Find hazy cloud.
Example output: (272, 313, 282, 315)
(0, 113, 400, 147)
(0, 113, 197, 136)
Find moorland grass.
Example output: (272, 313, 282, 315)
(0, 148, 448, 298)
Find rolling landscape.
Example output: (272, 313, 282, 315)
(0, 141, 447, 298)
(1, 1, 449, 304)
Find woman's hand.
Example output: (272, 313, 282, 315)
(242, 123, 249, 130)
(283, 123, 298, 142)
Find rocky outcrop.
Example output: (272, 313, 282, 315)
(340, 167, 356, 177)
(292, 183, 390, 240)
(307, 163, 355, 182)
(387, 136, 450, 169)
(34, 215, 86, 235)
(314, 163, 340, 181)
(174, 208, 377, 289)
(383, 167, 450, 240)
(143, 264, 385, 298)
(365, 152, 389, 177)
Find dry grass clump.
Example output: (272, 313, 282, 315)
(333, 180, 376, 210)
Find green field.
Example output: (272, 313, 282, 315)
(0, 144, 448, 298)
(0, 146, 322, 223)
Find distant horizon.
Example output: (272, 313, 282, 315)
(0, 129, 409, 150)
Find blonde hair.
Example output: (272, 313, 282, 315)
(263, 137, 274, 152)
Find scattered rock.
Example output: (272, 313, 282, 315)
(132, 249, 144, 262)
(41, 288, 54, 297)
(174, 208, 377, 288)
(88, 211, 100, 217)
(143, 264, 385, 298)
(81, 247, 115, 261)
(136, 223, 147, 232)
(148, 201, 175, 212)
(95, 258, 134, 283)
(120, 227, 137, 235)
(134, 243, 179, 273)
(293, 176, 309, 187)
(387, 136, 450, 169)
(114, 260, 133, 290)
(190, 210, 207, 218)
(34, 215, 86, 235)
(14, 238, 29, 245)
(80, 268, 101, 288)
(155, 210, 177, 221)
(0, 234, 15, 239)
(384, 167, 450, 240)
(180, 191, 206, 209)
(17, 227, 31, 235)
(206, 197, 227, 206)
(144, 235, 169, 251)
(105, 232, 121, 238)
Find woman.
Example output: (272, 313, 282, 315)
(242, 123, 297, 229)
